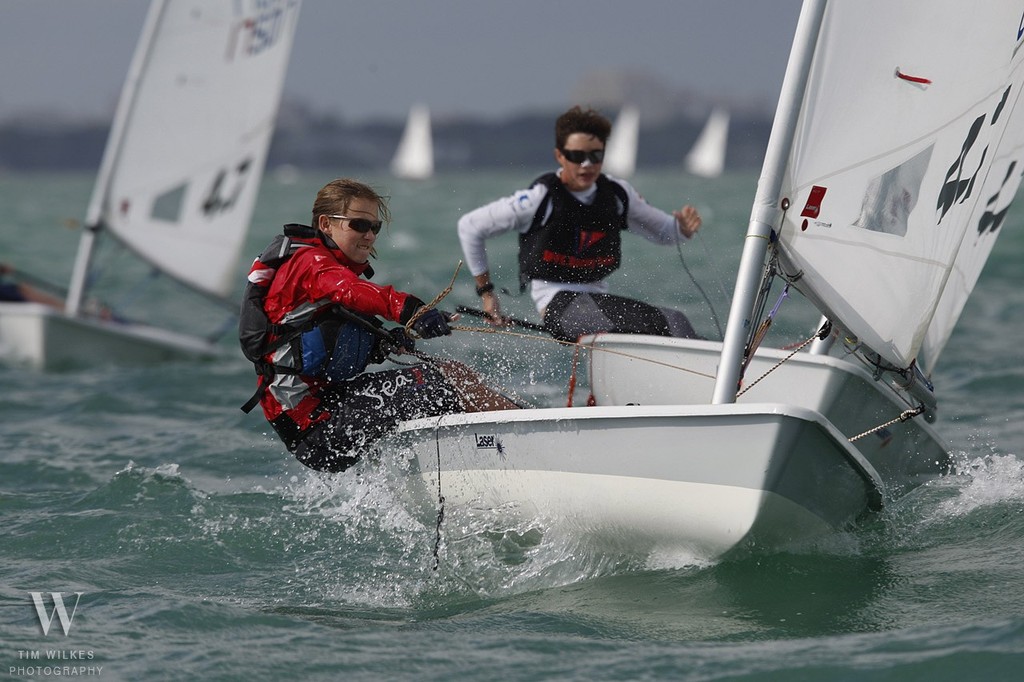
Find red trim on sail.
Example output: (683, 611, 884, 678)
(895, 68, 932, 85)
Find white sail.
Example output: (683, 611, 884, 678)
(603, 105, 640, 178)
(87, 0, 300, 300)
(391, 104, 434, 180)
(773, 0, 1024, 371)
(685, 108, 729, 178)
(921, 89, 1024, 373)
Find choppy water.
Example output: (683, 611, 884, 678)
(2, 171, 1023, 680)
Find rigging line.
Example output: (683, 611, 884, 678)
(742, 282, 790, 376)
(737, 324, 822, 398)
(431, 418, 446, 572)
(676, 232, 724, 340)
(696, 231, 732, 312)
(449, 324, 717, 380)
(849, 405, 926, 442)
(405, 261, 462, 337)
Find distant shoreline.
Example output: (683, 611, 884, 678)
(0, 108, 771, 174)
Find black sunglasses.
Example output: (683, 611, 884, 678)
(328, 214, 383, 234)
(559, 148, 605, 164)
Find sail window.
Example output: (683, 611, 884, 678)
(151, 184, 186, 224)
(854, 146, 933, 237)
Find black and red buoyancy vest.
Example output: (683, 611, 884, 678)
(518, 173, 629, 289)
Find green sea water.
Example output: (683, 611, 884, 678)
(2, 170, 1023, 681)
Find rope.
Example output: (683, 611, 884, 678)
(737, 329, 818, 397)
(431, 420, 445, 571)
(848, 405, 926, 443)
(405, 261, 463, 337)
(737, 320, 830, 397)
(567, 343, 583, 407)
(676, 232, 724, 340)
(449, 324, 717, 380)
(740, 284, 789, 378)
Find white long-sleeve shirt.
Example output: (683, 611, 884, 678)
(457, 171, 687, 312)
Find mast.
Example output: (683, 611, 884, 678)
(65, 0, 166, 316)
(712, 0, 828, 404)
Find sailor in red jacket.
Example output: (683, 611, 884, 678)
(248, 177, 517, 472)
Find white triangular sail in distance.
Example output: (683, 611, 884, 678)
(82, 0, 300, 301)
(685, 108, 730, 178)
(771, 0, 1024, 373)
(391, 104, 434, 180)
(603, 105, 640, 177)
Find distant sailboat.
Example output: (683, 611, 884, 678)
(0, 0, 300, 370)
(391, 104, 434, 180)
(685, 108, 730, 178)
(603, 105, 640, 178)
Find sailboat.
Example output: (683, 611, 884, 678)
(391, 104, 434, 180)
(684, 107, 730, 178)
(602, 105, 640, 178)
(391, 0, 1024, 561)
(0, 0, 300, 370)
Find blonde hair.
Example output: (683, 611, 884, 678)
(311, 178, 392, 226)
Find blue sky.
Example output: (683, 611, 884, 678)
(1, 0, 803, 124)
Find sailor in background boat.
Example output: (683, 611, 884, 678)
(243, 178, 518, 473)
(458, 106, 704, 342)
(0, 263, 65, 309)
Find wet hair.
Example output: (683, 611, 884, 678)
(555, 106, 612, 148)
(311, 178, 392, 226)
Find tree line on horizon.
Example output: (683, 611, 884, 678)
(0, 107, 772, 174)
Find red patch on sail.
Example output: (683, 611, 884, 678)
(800, 185, 828, 218)
(578, 230, 606, 252)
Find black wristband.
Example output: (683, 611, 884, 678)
(475, 282, 495, 296)
(399, 296, 426, 325)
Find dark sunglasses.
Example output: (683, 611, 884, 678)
(328, 214, 383, 234)
(559, 148, 605, 164)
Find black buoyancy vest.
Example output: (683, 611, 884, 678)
(518, 173, 629, 289)
(238, 223, 382, 413)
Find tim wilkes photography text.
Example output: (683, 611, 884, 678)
(10, 592, 102, 678)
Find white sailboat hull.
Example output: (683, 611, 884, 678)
(586, 334, 950, 498)
(0, 302, 220, 370)
(391, 332, 952, 560)
(394, 402, 888, 561)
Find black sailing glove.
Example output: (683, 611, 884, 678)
(412, 308, 452, 339)
(387, 326, 416, 353)
(368, 327, 415, 364)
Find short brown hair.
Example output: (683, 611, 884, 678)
(311, 178, 392, 226)
(555, 106, 612, 148)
